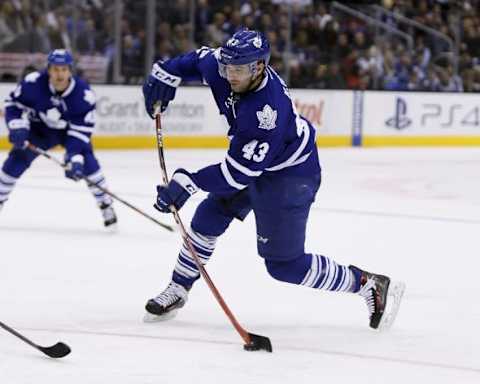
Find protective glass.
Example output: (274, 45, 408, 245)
(218, 62, 257, 80)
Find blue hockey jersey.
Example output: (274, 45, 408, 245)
(4, 70, 96, 154)
(161, 47, 320, 195)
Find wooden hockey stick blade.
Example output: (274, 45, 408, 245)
(38, 342, 71, 358)
(243, 333, 273, 352)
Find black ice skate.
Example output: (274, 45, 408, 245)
(350, 265, 405, 330)
(100, 203, 117, 229)
(144, 282, 189, 322)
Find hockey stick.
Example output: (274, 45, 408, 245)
(154, 110, 272, 352)
(27, 143, 174, 232)
(0, 320, 71, 358)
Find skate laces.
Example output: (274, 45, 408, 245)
(358, 278, 377, 315)
(153, 282, 188, 307)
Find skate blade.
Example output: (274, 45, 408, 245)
(105, 223, 119, 233)
(378, 280, 406, 331)
(143, 309, 178, 323)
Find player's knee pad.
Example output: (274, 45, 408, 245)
(264, 254, 312, 285)
(2, 148, 37, 178)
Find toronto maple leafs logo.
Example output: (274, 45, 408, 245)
(227, 38, 239, 47)
(256, 104, 277, 130)
(39, 108, 67, 129)
(252, 36, 262, 48)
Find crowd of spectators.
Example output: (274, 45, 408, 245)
(1, 0, 480, 92)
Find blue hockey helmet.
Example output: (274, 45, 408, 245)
(47, 49, 74, 67)
(219, 29, 270, 68)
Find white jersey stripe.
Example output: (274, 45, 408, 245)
(265, 118, 310, 172)
(70, 123, 95, 133)
(220, 160, 247, 190)
(67, 130, 90, 143)
(226, 154, 263, 177)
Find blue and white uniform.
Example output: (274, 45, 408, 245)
(148, 30, 361, 294)
(159, 47, 318, 195)
(1, 68, 112, 209)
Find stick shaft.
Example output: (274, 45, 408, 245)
(27, 143, 174, 232)
(154, 113, 252, 345)
(0, 320, 38, 349)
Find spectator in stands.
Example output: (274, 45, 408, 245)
(223, 10, 243, 36)
(2, 0, 479, 91)
(0, 3, 18, 50)
(342, 49, 361, 89)
(121, 29, 144, 84)
(316, 3, 333, 31)
(307, 64, 328, 89)
(463, 18, 480, 59)
(357, 45, 384, 88)
(289, 61, 310, 88)
(76, 17, 99, 54)
(327, 62, 347, 89)
(194, 0, 210, 44)
(48, 14, 72, 52)
(437, 64, 464, 91)
(206, 12, 228, 47)
(418, 65, 440, 91)
(352, 30, 370, 53)
(154, 39, 173, 63)
(414, 35, 431, 70)
(333, 32, 352, 61)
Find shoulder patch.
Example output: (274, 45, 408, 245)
(25, 71, 41, 83)
(196, 46, 213, 59)
(83, 89, 96, 105)
(256, 104, 277, 130)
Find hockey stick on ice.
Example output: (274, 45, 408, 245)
(27, 143, 174, 232)
(154, 109, 272, 352)
(0, 320, 71, 358)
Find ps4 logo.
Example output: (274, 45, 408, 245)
(385, 97, 412, 130)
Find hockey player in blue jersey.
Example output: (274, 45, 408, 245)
(142, 30, 404, 329)
(0, 49, 117, 228)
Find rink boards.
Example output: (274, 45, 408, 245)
(1, 84, 480, 149)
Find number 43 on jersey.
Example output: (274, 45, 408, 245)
(242, 140, 270, 162)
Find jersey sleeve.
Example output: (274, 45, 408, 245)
(4, 72, 40, 131)
(160, 46, 215, 83)
(65, 83, 97, 154)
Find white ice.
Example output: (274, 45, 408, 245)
(0, 147, 479, 384)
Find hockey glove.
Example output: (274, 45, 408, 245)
(143, 62, 181, 118)
(154, 169, 199, 213)
(64, 153, 85, 181)
(8, 119, 30, 149)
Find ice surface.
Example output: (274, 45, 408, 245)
(1, 147, 479, 383)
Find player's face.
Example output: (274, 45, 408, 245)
(226, 62, 262, 93)
(48, 65, 72, 92)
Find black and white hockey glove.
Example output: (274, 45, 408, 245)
(154, 169, 198, 213)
